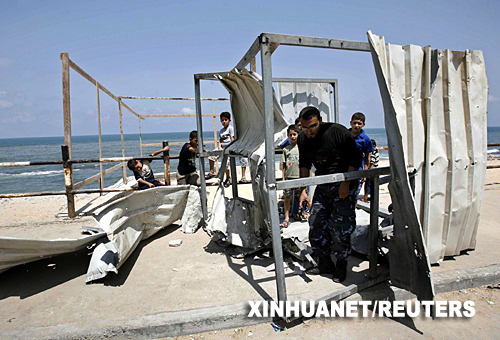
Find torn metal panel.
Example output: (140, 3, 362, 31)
(368, 32, 434, 302)
(205, 187, 267, 249)
(0, 232, 105, 274)
(86, 185, 203, 282)
(216, 68, 288, 157)
(367, 32, 488, 265)
(205, 69, 287, 254)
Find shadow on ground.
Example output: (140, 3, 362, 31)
(0, 223, 180, 299)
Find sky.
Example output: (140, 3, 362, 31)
(1, 0, 499, 138)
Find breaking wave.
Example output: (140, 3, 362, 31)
(0, 169, 80, 177)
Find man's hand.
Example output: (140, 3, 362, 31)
(148, 182, 154, 188)
(339, 181, 350, 199)
(299, 188, 311, 210)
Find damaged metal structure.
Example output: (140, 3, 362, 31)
(194, 32, 488, 305)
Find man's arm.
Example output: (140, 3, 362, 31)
(138, 178, 154, 188)
(339, 165, 357, 199)
(152, 145, 170, 157)
(299, 167, 311, 209)
(188, 146, 199, 154)
(364, 152, 371, 170)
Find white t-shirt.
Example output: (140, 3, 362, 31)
(219, 125, 234, 148)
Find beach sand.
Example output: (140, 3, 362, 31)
(1, 159, 499, 238)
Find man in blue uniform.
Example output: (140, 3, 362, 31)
(298, 107, 362, 283)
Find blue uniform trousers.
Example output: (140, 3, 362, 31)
(308, 182, 357, 260)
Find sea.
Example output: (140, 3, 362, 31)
(1, 127, 499, 195)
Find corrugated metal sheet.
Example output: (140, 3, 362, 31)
(368, 32, 434, 302)
(368, 32, 488, 265)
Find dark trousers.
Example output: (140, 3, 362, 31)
(308, 182, 357, 260)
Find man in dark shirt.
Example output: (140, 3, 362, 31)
(298, 107, 362, 283)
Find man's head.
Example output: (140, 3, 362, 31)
(294, 117, 302, 132)
(189, 130, 199, 148)
(350, 112, 366, 136)
(127, 159, 142, 172)
(299, 106, 322, 139)
(287, 124, 299, 145)
(220, 111, 231, 128)
(371, 139, 377, 148)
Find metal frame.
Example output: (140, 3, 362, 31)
(58, 53, 231, 216)
(194, 33, 386, 305)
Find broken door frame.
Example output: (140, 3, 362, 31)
(194, 33, 393, 304)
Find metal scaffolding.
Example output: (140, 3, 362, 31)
(194, 33, 390, 305)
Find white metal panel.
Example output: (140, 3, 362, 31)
(368, 32, 489, 264)
(425, 49, 449, 262)
(368, 32, 434, 302)
(278, 82, 331, 124)
(443, 50, 470, 257)
(462, 50, 488, 250)
(86, 185, 202, 282)
(217, 69, 287, 156)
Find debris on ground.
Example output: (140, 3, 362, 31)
(169, 239, 183, 247)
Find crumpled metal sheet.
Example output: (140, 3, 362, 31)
(205, 187, 265, 249)
(217, 68, 288, 157)
(367, 32, 488, 264)
(368, 31, 434, 302)
(86, 185, 203, 282)
(205, 69, 287, 252)
(0, 233, 105, 274)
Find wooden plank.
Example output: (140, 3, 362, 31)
(119, 96, 229, 101)
(0, 160, 64, 167)
(61, 145, 75, 218)
(119, 101, 127, 183)
(67, 58, 142, 119)
(96, 82, 104, 190)
(73, 163, 123, 190)
(235, 36, 261, 70)
(61, 53, 72, 158)
(139, 114, 217, 118)
(0, 191, 68, 198)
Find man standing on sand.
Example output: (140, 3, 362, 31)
(298, 107, 362, 283)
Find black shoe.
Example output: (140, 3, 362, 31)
(306, 255, 335, 275)
(223, 179, 231, 188)
(332, 259, 347, 283)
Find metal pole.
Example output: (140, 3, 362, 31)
(261, 37, 287, 303)
(369, 175, 380, 279)
(62, 145, 75, 218)
(163, 141, 170, 185)
(139, 117, 143, 157)
(96, 82, 104, 192)
(230, 156, 238, 198)
(195, 76, 208, 220)
(213, 109, 218, 173)
(333, 81, 339, 124)
(119, 100, 127, 184)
